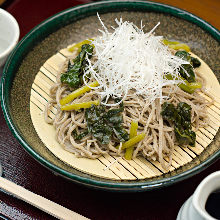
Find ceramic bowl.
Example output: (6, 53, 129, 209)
(177, 171, 220, 220)
(0, 8, 19, 67)
(0, 1, 219, 192)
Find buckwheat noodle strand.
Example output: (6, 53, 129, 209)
(44, 58, 212, 170)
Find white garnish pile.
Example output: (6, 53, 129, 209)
(84, 16, 188, 106)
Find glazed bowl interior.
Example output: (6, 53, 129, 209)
(0, 8, 20, 67)
(1, 1, 220, 191)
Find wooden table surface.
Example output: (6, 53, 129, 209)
(0, 0, 219, 219)
(153, 0, 220, 30)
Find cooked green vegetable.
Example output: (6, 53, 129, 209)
(191, 57, 201, 68)
(165, 74, 202, 94)
(124, 121, 138, 160)
(161, 102, 178, 122)
(61, 100, 99, 111)
(175, 102, 196, 146)
(162, 39, 190, 52)
(72, 129, 89, 140)
(113, 126, 129, 143)
(68, 39, 94, 52)
(165, 50, 202, 93)
(162, 39, 180, 46)
(175, 50, 201, 83)
(180, 64, 195, 83)
(177, 102, 192, 129)
(60, 81, 99, 105)
(85, 103, 129, 145)
(175, 51, 195, 83)
(161, 102, 196, 147)
(178, 81, 202, 94)
(174, 127, 196, 147)
(175, 50, 201, 68)
(116, 133, 146, 150)
(175, 50, 191, 61)
(61, 44, 93, 88)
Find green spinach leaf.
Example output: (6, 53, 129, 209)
(85, 103, 129, 145)
(161, 102, 196, 147)
(175, 50, 201, 83)
(72, 129, 89, 140)
(61, 44, 93, 88)
(190, 57, 201, 68)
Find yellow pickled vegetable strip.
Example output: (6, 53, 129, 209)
(116, 133, 145, 150)
(60, 81, 99, 105)
(168, 44, 190, 52)
(162, 39, 190, 52)
(165, 74, 202, 94)
(162, 39, 179, 45)
(124, 146, 134, 160)
(129, 121, 138, 138)
(61, 100, 99, 111)
(68, 39, 94, 52)
(124, 121, 138, 160)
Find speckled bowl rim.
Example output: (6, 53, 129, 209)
(1, 1, 220, 192)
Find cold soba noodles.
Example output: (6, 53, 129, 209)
(45, 16, 213, 170)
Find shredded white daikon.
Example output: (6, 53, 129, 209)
(84, 16, 189, 106)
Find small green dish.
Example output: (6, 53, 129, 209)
(1, 1, 219, 192)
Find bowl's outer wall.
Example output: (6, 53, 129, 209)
(1, 1, 220, 191)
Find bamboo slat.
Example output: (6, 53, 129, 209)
(112, 156, 149, 179)
(134, 157, 163, 176)
(40, 66, 57, 82)
(181, 147, 196, 158)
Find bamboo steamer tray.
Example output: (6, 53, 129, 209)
(30, 45, 220, 181)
